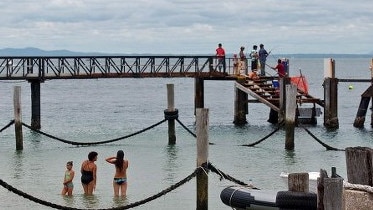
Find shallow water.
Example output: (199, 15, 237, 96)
(0, 57, 372, 209)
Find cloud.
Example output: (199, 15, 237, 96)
(0, 0, 372, 54)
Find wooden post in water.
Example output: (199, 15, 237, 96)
(285, 84, 297, 150)
(345, 147, 373, 186)
(30, 79, 41, 129)
(194, 78, 204, 116)
(166, 84, 176, 145)
(323, 58, 339, 129)
(13, 86, 23, 150)
(353, 86, 373, 128)
(278, 77, 291, 123)
(196, 108, 209, 210)
(370, 58, 373, 127)
(234, 80, 247, 125)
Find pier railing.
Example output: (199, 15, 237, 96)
(0, 56, 236, 80)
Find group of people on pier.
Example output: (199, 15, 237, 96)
(215, 43, 285, 78)
(61, 150, 129, 197)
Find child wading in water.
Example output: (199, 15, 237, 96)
(106, 150, 129, 196)
(62, 161, 75, 196)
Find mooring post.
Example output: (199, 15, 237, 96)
(279, 77, 291, 123)
(234, 79, 248, 125)
(30, 79, 41, 129)
(288, 172, 309, 193)
(370, 58, 373, 127)
(345, 147, 373, 186)
(196, 108, 209, 210)
(323, 58, 339, 129)
(166, 84, 176, 145)
(323, 167, 343, 210)
(285, 84, 297, 150)
(13, 86, 23, 150)
(194, 77, 204, 116)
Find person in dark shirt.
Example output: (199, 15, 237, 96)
(258, 44, 268, 76)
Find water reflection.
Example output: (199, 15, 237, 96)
(163, 145, 179, 182)
(81, 194, 100, 209)
(12, 150, 24, 179)
(283, 150, 296, 165)
(112, 195, 129, 207)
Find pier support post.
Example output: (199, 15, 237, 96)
(323, 58, 339, 129)
(14, 86, 23, 150)
(30, 79, 41, 129)
(233, 83, 247, 125)
(166, 84, 176, 145)
(345, 147, 373, 186)
(194, 78, 204, 116)
(196, 108, 209, 210)
(279, 77, 291, 123)
(285, 84, 297, 150)
(370, 58, 373, 127)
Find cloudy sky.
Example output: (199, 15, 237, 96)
(1, 0, 372, 55)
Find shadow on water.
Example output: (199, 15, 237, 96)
(283, 150, 296, 165)
(162, 144, 180, 182)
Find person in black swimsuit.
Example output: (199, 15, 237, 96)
(81, 151, 98, 195)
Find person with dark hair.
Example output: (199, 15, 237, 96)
(250, 45, 258, 72)
(215, 43, 226, 73)
(81, 151, 98, 195)
(258, 44, 269, 76)
(106, 150, 129, 196)
(271, 59, 286, 78)
(61, 161, 75, 196)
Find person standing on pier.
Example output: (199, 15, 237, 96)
(239, 46, 247, 74)
(106, 150, 129, 196)
(271, 59, 286, 78)
(250, 45, 258, 73)
(258, 44, 268, 76)
(81, 151, 98, 195)
(215, 43, 226, 73)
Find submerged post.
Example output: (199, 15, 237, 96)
(234, 80, 248, 125)
(285, 84, 297, 150)
(30, 79, 41, 129)
(165, 84, 176, 145)
(14, 86, 23, 150)
(323, 58, 339, 129)
(196, 108, 209, 210)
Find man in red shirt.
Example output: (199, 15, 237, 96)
(271, 59, 286, 77)
(215, 43, 226, 73)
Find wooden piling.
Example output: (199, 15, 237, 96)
(279, 77, 291, 123)
(285, 84, 297, 150)
(166, 84, 176, 145)
(13, 86, 23, 150)
(288, 172, 309, 192)
(30, 80, 41, 129)
(323, 167, 343, 210)
(196, 108, 209, 210)
(345, 147, 373, 186)
(323, 58, 339, 129)
(194, 78, 204, 115)
(233, 85, 247, 125)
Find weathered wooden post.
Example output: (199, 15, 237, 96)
(165, 84, 176, 145)
(285, 84, 297, 150)
(278, 77, 291, 123)
(288, 173, 309, 193)
(234, 78, 248, 125)
(370, 58, 373, 127)
(196, 108, 209, 210)
(345, 147, 373, 186)
(14, 86, 23, 150)
(323, 58, 339, 129)
(323, 167, 343, 210)
(30, 79, 41, 129)
(194, 77, 204, 116)
(353, 86, 373, 128)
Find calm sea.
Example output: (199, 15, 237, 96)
(0, 57, 372, 209)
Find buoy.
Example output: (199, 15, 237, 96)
(348, 85, 353, 90)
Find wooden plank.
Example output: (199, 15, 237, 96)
(235, 82, 280, 111)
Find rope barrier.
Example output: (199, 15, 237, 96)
(0, 120, 14, 133)
(302, 127, 345, 151)
(240, 125, 282, 147)
(0, 168, 200, 210)
(21, 119, 167, 146)
(176, 118, 196, 137)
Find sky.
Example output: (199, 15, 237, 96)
(0, 0, 372, 55)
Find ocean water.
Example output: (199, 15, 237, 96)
(0, 57, 372, 209)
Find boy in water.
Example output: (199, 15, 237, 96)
(61, 161, 75, 196)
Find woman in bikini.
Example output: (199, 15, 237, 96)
(81, 151, 98, 195)
(61, 161, 75, 196)
(106, 150, 129, 196)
